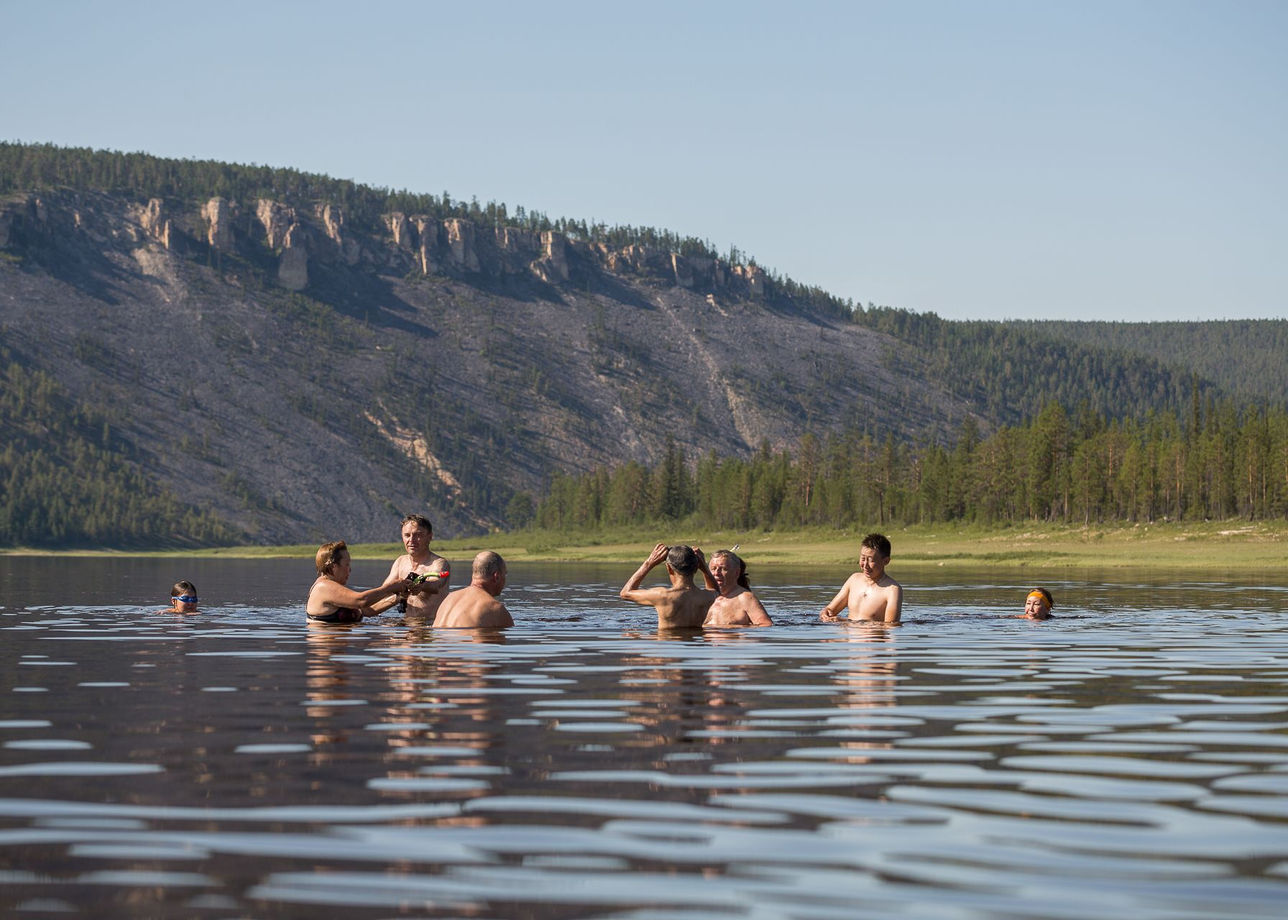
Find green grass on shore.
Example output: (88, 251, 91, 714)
(6, 521, 1285, 572)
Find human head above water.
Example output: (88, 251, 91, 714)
(1025, 587, 1054, 617)
(710, 550, 749, 589)
(169, 580, 198, 611)
(316, 541, 348, 576)
(861, 533, 892, 559)
(401, 514, 433, 537)
(472, 550, 506, 581)
(666, 544, 700, 577)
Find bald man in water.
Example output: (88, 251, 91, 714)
(433, 551, 513, 628)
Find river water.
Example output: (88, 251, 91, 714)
(1, 556, 1286, 918)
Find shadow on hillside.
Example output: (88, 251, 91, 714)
(307, 264, 437, 337)
(13, 230, 124, 305)
(571, 268, 655, 311)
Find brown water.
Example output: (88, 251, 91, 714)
(1, 557, 1287, 918)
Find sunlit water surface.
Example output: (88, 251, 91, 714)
(1, 557, 1287, 918)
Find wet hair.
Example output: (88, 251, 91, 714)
(666, 544, 700, 577)
(861, 533, 892, 559)
(171, 580, 196, 598)
(1028, 587, 1054, 608)
(401, 514, 433, 536)
(711, 550, 750, 589)
(316, 540, 348, 576)
(473, 550, 505, 580)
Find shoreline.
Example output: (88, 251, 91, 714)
(3, 521, 1285, 572)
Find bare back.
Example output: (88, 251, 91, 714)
(624, 584, 716, 629)
(433, 585, 513, 628)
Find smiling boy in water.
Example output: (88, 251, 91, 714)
(819, 533, 903, 626)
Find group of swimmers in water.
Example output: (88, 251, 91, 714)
(163, 515, 1055, 626)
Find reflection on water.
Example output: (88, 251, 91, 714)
(1, 560, 1287, 918)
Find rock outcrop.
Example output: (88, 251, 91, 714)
(138, 198, 174, 250)
(444, 218, 480, 273)
(384, 212, 414, 251)
(318, 203, 360, 265)
(256, 199, 296, 250)
(278, 223, 309, 291)
(671, 253, 694, 288)
(494, 226, 539, 274)
(414, 217, 439, 274)
(733, 263, 767, 299)
(1, 186, 776, 305)
(201, 197, 235, 251)
(531, 231, 569, 283)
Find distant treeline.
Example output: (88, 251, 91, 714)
(0, 348, 239, 548)
(850, 307, 1228, 427)
(531, 399, 1288, 531)
(1023, 318, 1288, 406)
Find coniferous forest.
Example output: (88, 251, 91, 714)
(532, 399, 1288, 532)
(0, 347, 240, 547)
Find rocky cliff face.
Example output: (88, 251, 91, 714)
(0, 187, 982, 543)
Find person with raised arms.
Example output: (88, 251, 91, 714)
(620, 543, 717, 630)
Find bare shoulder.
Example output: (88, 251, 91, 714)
(480, 601, 514, 627)
(622, 585, 671, 606)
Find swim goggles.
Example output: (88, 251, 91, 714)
(172, 595, 198, 604)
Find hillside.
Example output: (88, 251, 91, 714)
(1019, 319, 1288, 405)
(0, 144, 1267, 546)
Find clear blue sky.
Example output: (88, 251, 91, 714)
(3, 0, 1285, 321)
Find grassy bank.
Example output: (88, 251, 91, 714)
(431, 521, 1288, 572)
(14, 521, 1281, 572)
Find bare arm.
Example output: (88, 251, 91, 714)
(695, 548, 717, 591)
(364, 592, 406, 617)
(411, 559, 451, 600)
(877, 584, 903, 625)
(819, 577, 855, 621)
(620, 543, 669, 605)
(309, 574, 409, 617)
(745, 592, 772, 626)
